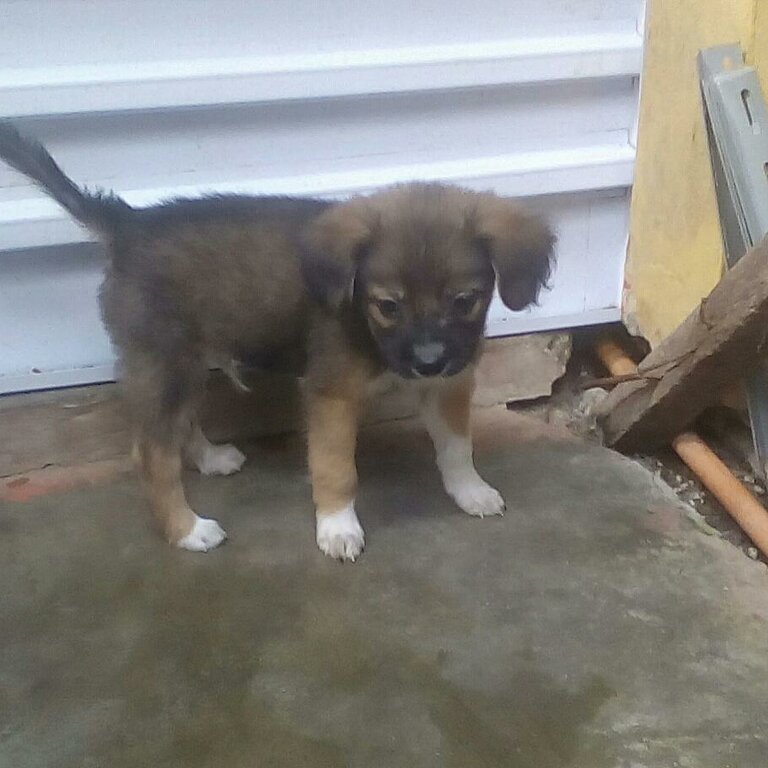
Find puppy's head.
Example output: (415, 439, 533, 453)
(302, 183, 555, 379)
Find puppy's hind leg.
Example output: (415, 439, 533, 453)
(126, 351, 227, 552)
(138, 441, 226, 551)
(184, 423, 246, 476)
(420, 369, 505, 518)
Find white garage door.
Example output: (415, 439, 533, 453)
(0, 0, 645, 393)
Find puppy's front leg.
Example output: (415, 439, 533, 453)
(306, 390, 365, 561)
(420, 370, 505, 518)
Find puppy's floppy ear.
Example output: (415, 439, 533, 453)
(472, 194, 556, 311)
(301, 198, 377, 311)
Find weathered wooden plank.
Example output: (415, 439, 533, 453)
(600, 236, 768, 450)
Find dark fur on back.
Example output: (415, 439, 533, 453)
(100, 194, 330, 439)
(0, 120, 330, 442)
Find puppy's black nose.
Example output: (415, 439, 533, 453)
(412, 341, 445, 363)
(410, 341, 447, 377)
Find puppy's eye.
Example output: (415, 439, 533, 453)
(452, 292, 478, 316)
(375, 298, 400, 320)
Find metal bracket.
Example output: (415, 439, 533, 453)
(699, 44, 768, 479)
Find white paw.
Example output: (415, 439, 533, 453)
(448, 477, 506, 518)
(195, 443, 246, 476)
(177, 516, 228, 552)
(316, 504, 365, 562)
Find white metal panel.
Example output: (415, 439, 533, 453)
(0, 0, 645, 393)
(2, 34, 642, 117)
(2, 0, 643, 68)
(0, 245, 113, 393)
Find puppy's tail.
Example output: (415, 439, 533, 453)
(0, 120, 132, 237)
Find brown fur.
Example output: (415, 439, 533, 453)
(99, 206, 328, 544)
(139, 443, 197, 543)
(0, 122, 555, 554)
(304, 337, 374, 517)
(301, 183, 554, 556)
(301, 184, 554, 387)
(306, 391, 362, 515)
(301, 182, 554, 388)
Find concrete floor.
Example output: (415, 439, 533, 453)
(2, 409, 768, 767)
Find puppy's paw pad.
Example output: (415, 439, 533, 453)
(196, 444, 246, 476)
(316, 506, 365, 562)
(451, 480, 506, 518)
(177, 516, 227, 552)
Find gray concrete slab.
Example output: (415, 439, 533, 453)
(2, 409, 768, 767)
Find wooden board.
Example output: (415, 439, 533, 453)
(600, 236, 768, 450)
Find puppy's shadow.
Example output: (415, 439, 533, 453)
(355, 425, 452, 528)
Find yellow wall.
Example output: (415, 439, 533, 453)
(754, 1, 768, 72)
(624, 0, 762, 345)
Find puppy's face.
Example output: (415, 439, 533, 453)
(355, 226, 495, 378)
(302, 183, 555, 379)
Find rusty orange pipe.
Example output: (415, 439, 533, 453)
(595, 339, 639, 378)
(596, 338, 768, 558)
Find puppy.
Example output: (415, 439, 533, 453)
(300, 183, 555, 560)
(0, 121, 329, 552)
(0, 123, 554, 560)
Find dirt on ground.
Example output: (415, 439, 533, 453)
(507, 326, 768, 568)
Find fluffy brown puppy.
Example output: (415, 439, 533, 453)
(300, 183, 555, 560)
(0, 121, 329, 552)
(0, 122, 554, 560)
